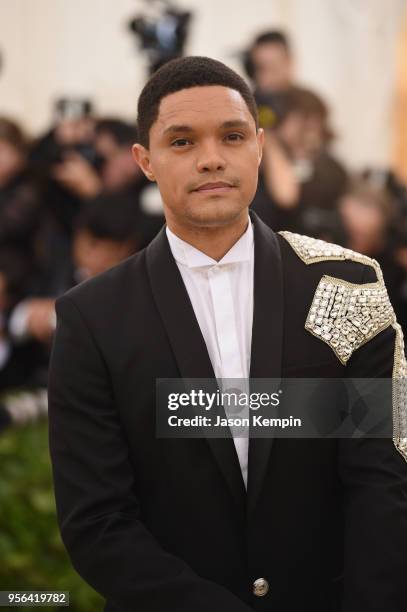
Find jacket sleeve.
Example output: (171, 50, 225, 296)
(338, 264, 407, 611)
(48, 295, 253, 612)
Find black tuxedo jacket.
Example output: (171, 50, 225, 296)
(48, 211, 407, 612)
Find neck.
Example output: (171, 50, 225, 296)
(166, 211, 250, 261)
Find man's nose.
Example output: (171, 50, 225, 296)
(196, 141, 226, 173)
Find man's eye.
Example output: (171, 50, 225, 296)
(225, 133, 244, 142)
(171, 138, 192, 147)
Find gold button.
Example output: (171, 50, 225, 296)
(253, 577, 269, 597)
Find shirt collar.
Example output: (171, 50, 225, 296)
(166, 217, 253, 269)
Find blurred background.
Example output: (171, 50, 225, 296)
(0, 0, 407, 609)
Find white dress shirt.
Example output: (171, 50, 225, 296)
(166, 219, 254, 487)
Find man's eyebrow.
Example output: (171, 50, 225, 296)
(163, 124, 194, 135)
(220, 120, 251, 130)
(162, 119, 251, 136)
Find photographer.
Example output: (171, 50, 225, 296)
(244, 30, 294, 96)
(7, 195, 142, 385)
(245, 31, 301, 232)
(339, 178, 407, 333)
(94, 118, 164, 248)
(252, 86, 348, 241)
(0, 118, 44, 266)
(30, 98, 99, 217)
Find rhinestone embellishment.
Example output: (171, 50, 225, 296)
(306, 275, 394, 365)
(392, 322, 407, 463)
(279, 230, 407, 463)
(279, 230, 384, 283)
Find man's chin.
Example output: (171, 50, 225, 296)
(184, 200, 247, 228)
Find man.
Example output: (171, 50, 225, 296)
(243, 30, 293, 95)
(48, 56, 407, 611)
(242, 32, 302, 239)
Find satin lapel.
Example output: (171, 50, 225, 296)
(247, 211, 284, 514)
(145, 227, 246, 509)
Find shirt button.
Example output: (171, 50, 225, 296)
(253, 577, 269, 597)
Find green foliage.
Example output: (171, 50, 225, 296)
(0, 421, 104, 611)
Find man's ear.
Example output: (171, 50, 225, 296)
(132, 144, 156, 182)
(256, 128, 264, 167)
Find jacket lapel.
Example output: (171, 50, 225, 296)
(146, 227, 246, 509)
(247, 211, 284, 514)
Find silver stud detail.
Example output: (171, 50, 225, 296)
(306, 275, 395, 365)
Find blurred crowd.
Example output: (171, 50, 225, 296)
(248, 31, 407, 331)
(0, 29, 406, 430)
(0, 106, 165, 428)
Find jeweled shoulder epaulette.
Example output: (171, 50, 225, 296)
(393, 321, 407, 462)
(279, 230, 407, 463)
(278, 230, 383, 282)
(278, 230, 393, 362)
(304, 274, 395, 364)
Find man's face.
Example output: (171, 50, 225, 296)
(339, 195, 385, 238)
(95, 132, 141, 192)
(252, 43, 292, 93)
(277, 112, 324, 159)
(133, 85, 263, 230)
(73, 230, 136, 280)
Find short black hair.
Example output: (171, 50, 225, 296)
(253, 30, 290, 51)
(136, 56, 258, 148)
(244, 30, 291, 79)
(95, 118, 138, 146)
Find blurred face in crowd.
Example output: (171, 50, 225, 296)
(0, 139, 25, 188)
(252, 42, 293, 92)
(73, 230, 135, 280)
(55, 117, 95, 146)
(339, 193, 388, 250)
(95, 131, 142, 191)
(133, 85, 263, 233)
(277, 111, 325, 159)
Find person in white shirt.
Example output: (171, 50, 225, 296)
(49, 56, 407, 612)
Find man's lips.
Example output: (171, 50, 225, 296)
(193, 181, 234, 193)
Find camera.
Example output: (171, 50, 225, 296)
(128, 0, 192, 73)
(254, 90, 291, 130)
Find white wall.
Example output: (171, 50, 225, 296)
(0, 0, 405, 168)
